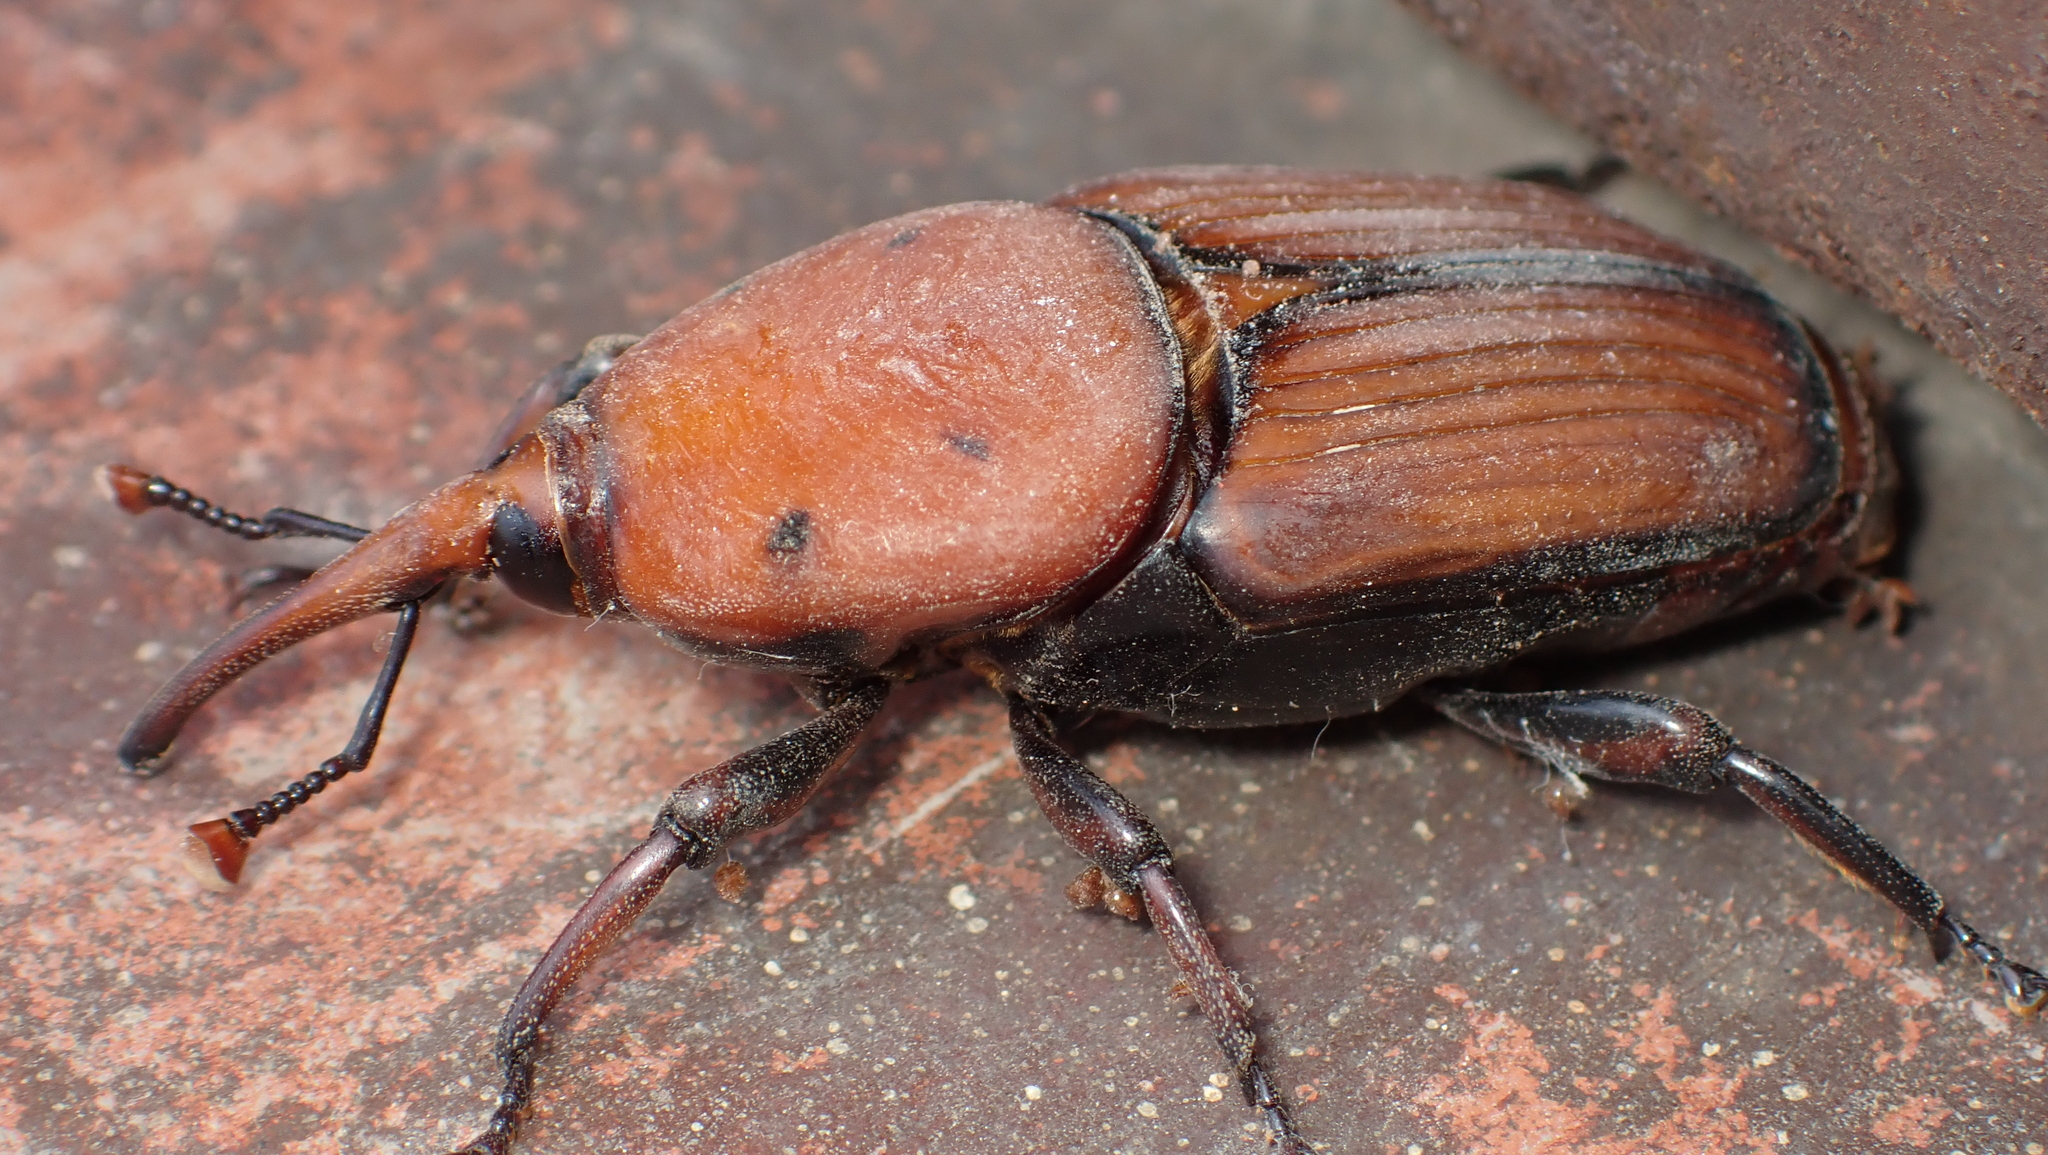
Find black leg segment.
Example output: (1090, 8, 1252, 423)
(1008, 701, 1309, 1155)
(1495, 154, 1628, 194)
(478, 333, 643, 468)
(1429, 687, 2047, 1017)
(183, 596, 429, 886)
(448, 678, 890, 1155)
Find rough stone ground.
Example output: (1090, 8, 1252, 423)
(4, 2, 2043, 1152)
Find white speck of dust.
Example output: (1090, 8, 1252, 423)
(1136, 1101, 1159, 1118)
(789, 927, 809, 943)
(1201, 1085, 1224, 1103)
(1751, 1050, 1776, 1067)
(52, 546, 88, 569)
(1969, 1000, 2011, 1035)
(583, 869, 602, 883)
(763, 960, 783, 977)
(1412, 819, 1434, 841)
(1780, 1083, 1809, 1101)
(133, 641, 165, 662)
(948, 884, 977, 911)
(965, 917, 989, 934)
(1024, 1085, 1043, 1101)
(887, 754, 1009, 844)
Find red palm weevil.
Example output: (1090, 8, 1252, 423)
(103, 167, 2045, 1154)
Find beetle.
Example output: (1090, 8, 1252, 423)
(104, 166, 2044, 1154)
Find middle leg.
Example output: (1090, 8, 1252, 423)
(1008, 700, 1309, 1154)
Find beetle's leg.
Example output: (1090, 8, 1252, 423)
(1429, 688, 2048, 1017)
(227, 565, 322, 608)
(182, 596, 429, 887)
(1495, 154, 1627, 194)
(1008, 701, 1310, 1155)
(476, 333, 641, 468)
(1838, 574, 1920, 634)
(448, 678, 890, 1155)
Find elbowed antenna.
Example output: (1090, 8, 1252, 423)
(115, 470, 505, 775)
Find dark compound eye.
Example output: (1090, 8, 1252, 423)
(488, 502, 580, 615)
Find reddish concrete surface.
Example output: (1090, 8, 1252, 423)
(3, 3, 2044, 1154)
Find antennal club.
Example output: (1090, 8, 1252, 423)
(183, 597, 429, 889)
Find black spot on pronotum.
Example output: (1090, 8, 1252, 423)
(887, 227, 923, 249)
(766, 509, 812, 559)
(945, 433, 991, 460)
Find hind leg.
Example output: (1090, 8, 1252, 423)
(1428, 687, 2046, 1015)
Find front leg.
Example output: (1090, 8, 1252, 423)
(476, 333, 642, 467)
(1008, 701, 1310, 1154)
(449, 678, 890, 1155)
(1429, 687, 2047, 1016)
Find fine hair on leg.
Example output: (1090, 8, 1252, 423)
(1428, 687, 2046, 1016)
(1008, 700, 1310, 1154)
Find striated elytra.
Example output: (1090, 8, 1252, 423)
(106, 167, 2041, 1154)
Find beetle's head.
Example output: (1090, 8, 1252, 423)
(113, 434, 579, 776)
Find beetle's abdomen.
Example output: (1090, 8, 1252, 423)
(1187, 259, 1840, 624)
(548, 202, 1181, 668)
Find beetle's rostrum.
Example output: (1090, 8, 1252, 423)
(106, 166, 2042, 1154)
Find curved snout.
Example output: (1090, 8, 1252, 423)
(118, 472, 502, 773)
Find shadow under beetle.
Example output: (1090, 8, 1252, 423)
(105, 167, 2045, 1154)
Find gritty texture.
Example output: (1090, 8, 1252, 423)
(3, 2, 2044, 1154)
(1396, 0, 2048, 429)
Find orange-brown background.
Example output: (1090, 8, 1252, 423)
(4, 2, 2044, 1153)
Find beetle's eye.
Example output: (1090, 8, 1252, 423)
(487, 503, 580, 615)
